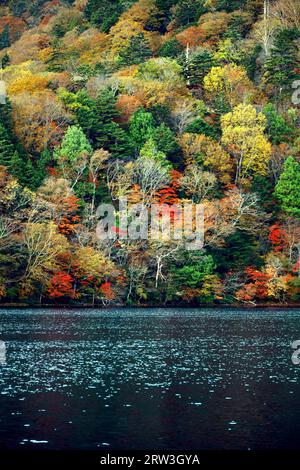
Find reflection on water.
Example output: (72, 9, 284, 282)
(0, 308, 299, 450)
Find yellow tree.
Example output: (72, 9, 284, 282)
(108, 0, 159, 58)
(204, 64, 257, 108)
(23, 221, 69, 284)
(221, 104, 272, 184)
(179, 133, 233, 183)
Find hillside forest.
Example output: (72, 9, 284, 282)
(0, 0, 300, 306)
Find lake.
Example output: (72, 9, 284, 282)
(0, 307, 299, 450)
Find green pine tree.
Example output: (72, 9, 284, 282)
(35, 149, 52, 185)
(129, 108, 155, 152)
(94, 90, 131, 157)
(183, 48, 214, 87)
(275, 156, 300, 218)
(0, 124, 15, 168)
(118, 33, 152, 66)
(0, 25, 10, 50)
(84, 0, 123, 32)
(264, 29, 300, 94)
(46, 47, 66, 72)
(159, 39, 183, 58)
(9, 151, 27, 182)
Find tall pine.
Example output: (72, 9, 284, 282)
(275, 156, 300, 218)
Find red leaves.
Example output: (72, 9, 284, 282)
(100, 282, 115, 301)
(47, 272, 76, 299)
(236, 267, 271, 302)
(156, 170, 182, 205)
(269, 224, 287, 252)
(58, 195, 81, 235)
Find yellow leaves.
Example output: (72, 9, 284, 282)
(37, 47, 54, 63)
(179, 133, 233, 183)
(109, 19, 144, 56)
(73, 246, 115, 279)
(122, 0, 157, 25)
(134, 80, 174, 107)
(204, 64, 257, 107)
(23, 221, 69, 282)
(7, 70, 49, 95)
(264, 253, 288, 299)
(128, 57, 188, 107)
(63, 28, 108, 65)
(114, 59, 188, 108)
(213, 38, 241, 63)
(222, 103, 267, 132)
(12, 89, 69, 153)
(108, 0, 159, 57)
(221, 104, 272, 180)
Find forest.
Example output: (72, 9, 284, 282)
(0, 0, 299, 306)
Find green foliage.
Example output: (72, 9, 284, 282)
(140, 138, 171, 168)
(84, 0, 124, 32)
(171, 0, 207, 27)
(0, 25, 10, 50)
(35, 149, 52, 185)
(154, 0, 178, 32)
(264, 28, 300, 93)
(184, 48, 214, 87)
(55, 125, 92, 163)
(0, 124, 18, 168)
(251, 176, 278, 214)
(185, 118, 219, 139)
(118, 33, 152, 66)
(172, 253, 215, 288)
(213, 231, 262, 273)
(46, 48, 68, 73)
(60, 88, 131, 158)
(263, 104, 294, 145)
(214, 0, 248, 12)
(158, 39, 183, 58)
(275, 156, 300, 218)
(136, 57, 183, 82)
(8, 0, 27, 16)
(129, 108, 155, 152)
(1, 52, 10, 68)
(1, 0, 300, 305)
(151, 124, 183, 165)
(93, 90, 131, 157)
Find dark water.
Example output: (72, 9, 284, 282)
(0, 307, 299, 450)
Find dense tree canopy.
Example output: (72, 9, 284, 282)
(0, 0, 299, 305)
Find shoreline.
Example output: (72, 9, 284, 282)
(1, 303, 300, 309)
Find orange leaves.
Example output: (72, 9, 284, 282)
(47, 272, 76, 299)
(57, 195, 81, 236)
(156, 170, 182, 205)
(176, 26, 205, 48)
(116, 94, 143, 123)
(0, 16, 26, 43)
(176, 11, 231, 48)
(235, 267, 271, 302)
(0, 282, 6, 299)
(9, 30, 51, 65)
(269, 224, 287, 252)
(100, 282, 115, 301)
